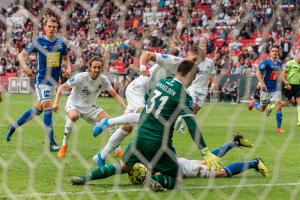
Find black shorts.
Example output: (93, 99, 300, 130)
(283, 84, 300, 100)
(253, 87, 261, 100)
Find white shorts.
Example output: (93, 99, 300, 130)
(260, 91, 281, 105)
(177, 157, 215, 178)
(65, 103, 103, 123)
(188, 89, 207, 108)
(124, 83, 146, 114)
(35, 84, 55, 102)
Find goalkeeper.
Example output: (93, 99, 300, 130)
(71, 60, 222, 191)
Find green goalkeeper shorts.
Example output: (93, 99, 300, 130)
(122, 136, 179, 178)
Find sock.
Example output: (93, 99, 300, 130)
(15, 107, 42, 127)
(83, 163, 124, 181)
(297, 106, 300, 122)
(108, 113, 141, 125)
(151, 175, 176, 189)
(44, 109, 55, 145)
(253, 102, 260, 110)
(101, 128, 129, 159)
(223, 160, 258, 177)
(276, 111, 283, 128)
(211, 141, 237, 158)
(62, 118, 74, 145)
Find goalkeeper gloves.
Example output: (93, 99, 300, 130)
(201, 147, 223, 171)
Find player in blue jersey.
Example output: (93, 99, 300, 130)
(6, 16, 71, 151)
(248, 46, 284, 133)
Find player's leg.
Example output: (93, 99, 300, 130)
(6, 99, 43, 142)
(93, 124, 133, 167)
(72, 139, 139, 185)
(292, 85, 300, 125)
(222, 158, 269, 177)
(93, 112, 141, 136)
(211, 133, 253, 158)
(253, 91, 268, 112)
(94, 110, 123, 156)
(272, 91, 284, 133)
(58, 108, 79, 158)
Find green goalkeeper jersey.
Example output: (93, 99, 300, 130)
(284, 59, 300, 85)
(137, 77, 207, 149)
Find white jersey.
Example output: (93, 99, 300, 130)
(66, 72, 113, 108)
(178, 157, 216, 178)
(187, 57, 216, 95)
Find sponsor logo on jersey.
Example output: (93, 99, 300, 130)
(82, 86, 90, 95)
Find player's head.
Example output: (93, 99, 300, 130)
(176, 60, 197, 87)
(88, 56, 103, 80)
(269, 45, 279, 60)
(43, 16, 58, 39)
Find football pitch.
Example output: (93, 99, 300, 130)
(1, 94, 300, 200)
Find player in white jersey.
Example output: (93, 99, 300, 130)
(159, 133, 268, 178)
(92, 65, 161, 166)
(52, 56, 126, 158)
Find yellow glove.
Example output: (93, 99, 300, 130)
(201, 147, 223, 171)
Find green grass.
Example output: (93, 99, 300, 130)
(1, 94, 300, 200)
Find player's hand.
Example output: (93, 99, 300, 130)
(284, 84, 291, 90)
(24, 68, 35, 78)
(52, 103, 59, 112)
(201, 147, 223, 171)
(260, 83, 267, 92)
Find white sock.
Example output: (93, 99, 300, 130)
(108, 113, 141, 125)
(62, 118, 74, 145)
(101, 128, 129, 159)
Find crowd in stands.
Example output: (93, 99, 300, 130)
(0, 0, 299, 80)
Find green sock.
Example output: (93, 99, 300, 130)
(151, 175, 176, 189)
(83, 163, 123, 181)
(297, 106, 300, 122)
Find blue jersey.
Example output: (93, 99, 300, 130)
(25, 36, 68, 86)
(258, 59, 283, 92)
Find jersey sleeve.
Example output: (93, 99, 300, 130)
(66, 73, 82, 87)
(24, 40, 37, 53)
(258, 60, 267, 72)
(182, 114, 207, 150)
(101, 76, 113, 91)
(283, 61, 291, 72)
(155, 53, 183, 68)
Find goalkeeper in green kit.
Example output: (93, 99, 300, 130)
(71, 60, 222, 191)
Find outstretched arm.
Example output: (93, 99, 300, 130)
(108, 89, 127, 111)
(52, 83, 71, 112)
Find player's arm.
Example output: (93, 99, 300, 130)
(139, 51, 157, 72)
(182, 113, 223, 170)
(256, 70, 267, 91)
(209, 74, 217, 93)
(108, 89, 127, 111)
(62, 55, 71, 78)
(0, 91, 2, 102)
(52, 83, 71, 112)
(18, 50, 34, 77)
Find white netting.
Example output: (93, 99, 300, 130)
(1, 0, 300, 199)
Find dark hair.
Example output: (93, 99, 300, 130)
(269, 45, 279, 51)
(176, 60, 197, 76)
(88, 56, 103, 68)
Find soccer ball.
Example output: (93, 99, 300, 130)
(128, 163, 148, 184)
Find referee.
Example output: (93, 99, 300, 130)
(283, 52, 300, 126)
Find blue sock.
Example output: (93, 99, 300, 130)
(211, 141, 237, 158)
(253, 102, 260, 110)
(276, 111, 282, 128)
(44, 109, 55, 145)
(224, 160, 258, 177)
(16, 107, 42, 127)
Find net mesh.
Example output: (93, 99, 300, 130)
(1, 0, 300, 199)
